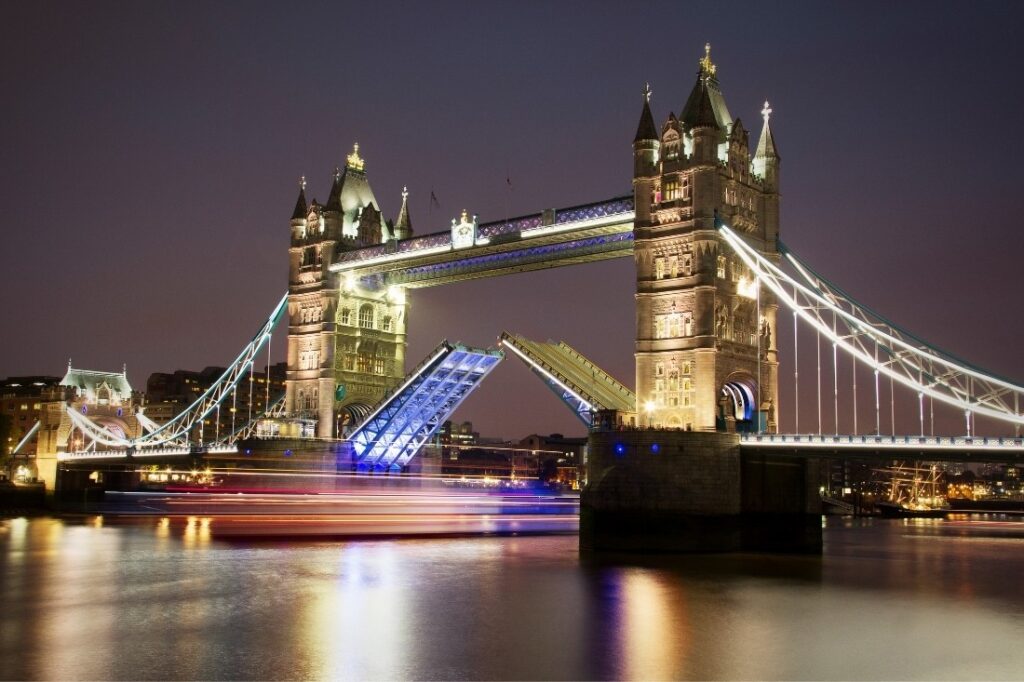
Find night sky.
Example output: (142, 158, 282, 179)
(3, 1, 1023, 440)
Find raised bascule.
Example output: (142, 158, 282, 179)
(25, 45, 1024, 552)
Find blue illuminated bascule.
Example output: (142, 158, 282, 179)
(347, 341, 503, 472)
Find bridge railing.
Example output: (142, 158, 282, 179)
(740, 433, 1024, 450)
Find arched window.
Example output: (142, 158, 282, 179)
(358, 304, 374, 329)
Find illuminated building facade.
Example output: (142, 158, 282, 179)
(1, 376, 60, 480)
(632, 45, 781, 432)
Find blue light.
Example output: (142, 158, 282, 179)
(614, 442, 626, 457)
(650, 443, 660, 454)
(284, 449, 293, 457)
(244, 449, 252, 455)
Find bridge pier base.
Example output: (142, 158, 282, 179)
(581, 429, 821, 554)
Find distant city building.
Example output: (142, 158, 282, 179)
(519, 433, 588, 488)
(1, 375, 61, 479)
(143, 361, 286, 439)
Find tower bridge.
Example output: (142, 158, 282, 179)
(21, 45, 1024, 553)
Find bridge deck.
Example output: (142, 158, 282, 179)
(742, 433, 1024, 463)
(500, 331, 635, 424)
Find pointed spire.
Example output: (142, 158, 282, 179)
(755, 100, 779, 160)
(291, 175, 308, 220)
(325, 166, 343, 211)
(394, 185, 413, 239)
(681, 72, 719, 130)
(634, 82, 658, 143)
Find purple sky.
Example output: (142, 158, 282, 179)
(3, 2, 1023, 440)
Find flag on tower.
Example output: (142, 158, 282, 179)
(430, 190, 440, 209)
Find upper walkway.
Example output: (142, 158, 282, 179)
(330, 196, 634, 287)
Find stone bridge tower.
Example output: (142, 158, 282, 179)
(633, 45, 781, 433)
(286, 145, 410, 438)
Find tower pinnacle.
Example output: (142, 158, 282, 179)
(292, 175, 309, 220)
(634, 82, 658, 143)
(699, 42, 717, 78)
(394, 185, 413, 240)
(761, 100, 772, 123)
(346, 143, 365, 172)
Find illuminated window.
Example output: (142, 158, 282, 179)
(664, 180, 680, 201)
(654, 257, 665, 280)
(357, 353, 372, 373)
(358, 305, 374, 329)
(373, 358, 385, 375)
(667, 314, 680, 338)
(682, 361, 692, 375)
(717, 255, 726, 279)
(655, 317, 666, 339)
(669, 255, 678, 278)
(683, 254, 692, 276)
(340, 308, 351, 325)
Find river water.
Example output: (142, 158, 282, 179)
(2, 515, 1024, 680)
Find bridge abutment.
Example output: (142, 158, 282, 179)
(581, 427, 821, 553)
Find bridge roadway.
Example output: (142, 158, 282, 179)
(57, 432, 1024, 468)
(741, 433, 1024, 463)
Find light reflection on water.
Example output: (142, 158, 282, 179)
(2, 516, 1024, 680)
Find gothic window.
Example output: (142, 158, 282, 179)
(655, 379, 664, 392)
(667, 313, 681, 338)
(340, 308, 351, 325)
(716, 255, 726, 279)
(664, 180, 680, 201)
(358, 304, 374, 329)
(682, 361, 692, 375)
(669, 255, 679, 278)
(357, 353, 372, 373)
(655, 362, 665, 377)
(299, 349, 320, 370)
(382, 316, 393, 332)
(683, 255, 692, 276)
(683, 313, 693, 337)
(681, 176, 690, 200)
(732, 261, 742, 283)
(683, 378, 692, 392)
(373, 358, 385, 375)
(655, 317, 666, 339)
(654, 257, 665, 280)
(315, 247, 323, 267)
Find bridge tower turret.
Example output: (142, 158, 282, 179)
(286, 172, 339, 438)
(285, 145, 410, 440)
(633, 83, 660, 226)
(633, 45, 780, 433)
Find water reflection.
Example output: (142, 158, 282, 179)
(1, 517, 1024, 680)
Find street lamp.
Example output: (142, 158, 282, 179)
(644, 400, 656, 428)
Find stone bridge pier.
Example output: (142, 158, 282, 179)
(581, 417, 821, 553)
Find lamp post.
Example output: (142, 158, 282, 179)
(644, 400, 656, 429)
